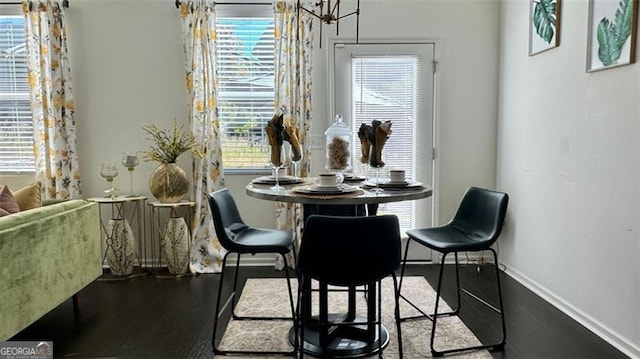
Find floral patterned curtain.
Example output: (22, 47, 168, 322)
(179, 0, 225, 273)
(23, 0, 81, 199)
(273, 0, 313, 269)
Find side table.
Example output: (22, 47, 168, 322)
(147, 201, 195, 278)
(87, 196, 148, 280)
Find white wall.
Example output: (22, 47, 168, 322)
(498, 0, 640, 356)
(67, 0, 187, 202)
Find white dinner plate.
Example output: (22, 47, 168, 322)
(362, 179, 423, 189)
(293, 185, 361, 195)
(251, 176, 304, 185)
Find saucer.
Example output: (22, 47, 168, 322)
(343, 175, 366, 182)
(388, 180, 409, 185)
(251, 176, 304, 185)
(362, 179, 423, 189)
(313, 185, 341, 191)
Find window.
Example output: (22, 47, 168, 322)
(0, 14, 33, 173)
(216, 6, 274, 171)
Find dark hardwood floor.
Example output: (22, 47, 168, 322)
(11, 264, 628, 358)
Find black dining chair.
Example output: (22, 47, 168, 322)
(398, 186, 509, 357)
(296, 214, 404, 359)
(208, 188, 297, 356)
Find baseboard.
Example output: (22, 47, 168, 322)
(228, 254, 279, 267)
(433, 251, 495, 265)
(133, 252, 486, 270)
(504, 265, 640, 359)
(103, 255, 278, 270)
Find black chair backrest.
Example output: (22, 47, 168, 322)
(450, 186, 509, 245)
(298, 214, 401, 287)
(208, 188, 249, 251)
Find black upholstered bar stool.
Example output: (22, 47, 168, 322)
(208, 188, 297, 356)
(398, 186, 509, 357)
(296, 214, 404, 359)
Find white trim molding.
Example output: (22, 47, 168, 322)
(505, 265, 640, 359)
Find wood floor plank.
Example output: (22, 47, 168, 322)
(9, 265, 628, 358)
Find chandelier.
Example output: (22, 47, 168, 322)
(297, 0, 361, 47)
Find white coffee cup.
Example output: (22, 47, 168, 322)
(318, 173, 337, 187)
(389, 170, 406, 183)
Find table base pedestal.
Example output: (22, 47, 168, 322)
(289, 314, 389, 358)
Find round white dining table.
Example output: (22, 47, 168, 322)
(245, 178, 432, 207)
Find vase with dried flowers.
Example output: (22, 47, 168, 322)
(142, 120, 203, 203)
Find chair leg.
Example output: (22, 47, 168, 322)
(398, 237, 411, 296)
(297, 275, 310, 359)
(230, 254, 242, 319)
(391, 273, 404, 359)
(212, 252, 298, 356)
(397, 242, 457, 322)
(430, 250, 507, 357)
(212, 252, 232, 354)
(452, 252, 461, 314)
(282, 254, 299, 355)
(490, 248, 507, 350)
(377, 280, 383, 358)
(397, 238, 431, 322)
(429, 252, 447, 356)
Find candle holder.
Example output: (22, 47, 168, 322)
(121, 153, 139, 197)
(288, 142, 303, 179)
(100, 162, 118, 199)
(269, 145, 287, 192)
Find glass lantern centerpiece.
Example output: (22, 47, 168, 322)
(325, 114, 352, 183)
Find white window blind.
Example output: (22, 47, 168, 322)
(216, 15, 274, 170)
(352, 56, 419, 230)
(0, 15, 33, 173)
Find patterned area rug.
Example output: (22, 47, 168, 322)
(218, 277, 492, 358)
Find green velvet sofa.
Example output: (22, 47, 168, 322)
(0, 199, 102, 340)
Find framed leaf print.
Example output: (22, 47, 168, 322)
(586, 0, 639, 72)
(529, 0, 561, 56)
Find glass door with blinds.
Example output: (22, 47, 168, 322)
(332, 42, 435, 252)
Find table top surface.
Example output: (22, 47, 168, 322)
(147, 200, 196, 208)
(86, 195, 147, 203)
(246, 177, 432, 205)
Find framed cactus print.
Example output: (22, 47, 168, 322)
(586, 0, 638, 72)
(529, 0, 561, 56)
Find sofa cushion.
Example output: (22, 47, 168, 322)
(0, 186, 20, 217)
(13, 181, 42, 212)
